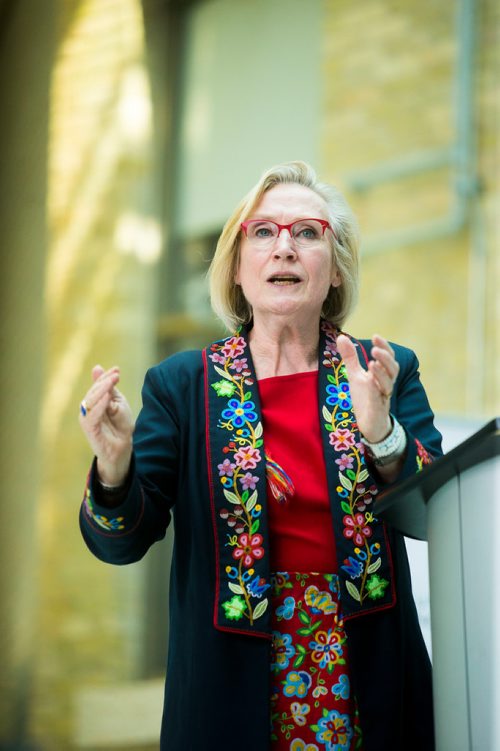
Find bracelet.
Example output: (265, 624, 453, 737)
(98, 478, 126, 491)
(361, 415, 407, 467)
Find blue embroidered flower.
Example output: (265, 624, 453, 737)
(282, 670, 312, 698)
(246, 575, 271, 598)
(326, 382, 352, 410)
(315, 709, 353, 749)
(341, 556, 363, 579)
(221, 399, 258, 427)
(272, 633, 296, 671)
(275, 596, 296, 620)
(331, 674, 350, 700)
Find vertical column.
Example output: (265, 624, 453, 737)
(0, 1, 57, 746)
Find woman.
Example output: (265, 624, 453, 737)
(79, 161, 442, 751)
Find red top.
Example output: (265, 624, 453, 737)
(258, 371, 337, 573)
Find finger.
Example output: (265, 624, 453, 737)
(336, 334, 363, 375)
(82, 372, 120, 414)
(372, 334, 395, 359)
(371, 347, 399, 381)
(368, 360, 395, 397)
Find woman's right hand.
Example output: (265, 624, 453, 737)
(79, 365, 134, 486)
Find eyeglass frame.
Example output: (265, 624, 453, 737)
(240, 217, 334, 246)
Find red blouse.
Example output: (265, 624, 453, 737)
(258, 370, 337, 573)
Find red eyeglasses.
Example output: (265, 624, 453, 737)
(240, 218, 333, 248)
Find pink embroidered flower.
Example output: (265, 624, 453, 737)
(335, 453, 354, 470)
(343, 513, 372, 547)
(232, 533, 265, 567)
(222, 336, 245, 359)
(234, 446, 261, 470)
(329, 428, 356, 451)
(324, 339, 339, 357)
(209, 351, 226, 364)
(217, 459, 236, 476)
(240, 472, 259, 490)
(229, 357, 248, 373)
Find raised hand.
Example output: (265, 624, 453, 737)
(78, 365, 134, 486)
(336, 334, 399, 444)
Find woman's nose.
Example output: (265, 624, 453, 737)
(273, 230, 296, 257)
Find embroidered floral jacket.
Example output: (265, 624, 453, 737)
(80, 325, 442, 751)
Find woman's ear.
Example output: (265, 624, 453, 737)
(331, 269, 342, 288)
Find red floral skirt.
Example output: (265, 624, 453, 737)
(270, 572, 363, 751)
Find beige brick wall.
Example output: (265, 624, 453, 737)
(321, 0, 498, 418)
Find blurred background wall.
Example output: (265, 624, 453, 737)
(0, 0, 497, 748)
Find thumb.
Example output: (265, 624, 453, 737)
(336, 334, 361, 374)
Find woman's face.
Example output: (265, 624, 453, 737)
(235, 183, 341, 326)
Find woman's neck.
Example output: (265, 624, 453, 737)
(248, 317, 320, 379)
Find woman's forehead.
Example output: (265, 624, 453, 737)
(254, 183, 328, 219)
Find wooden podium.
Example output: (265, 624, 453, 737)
(376, 418, 500, 751)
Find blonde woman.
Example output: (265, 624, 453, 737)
(79, 162, 441, 751)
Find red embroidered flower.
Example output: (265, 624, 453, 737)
(343, 513, 372, 547)
(234, 446, 261, 470)
(222, 336, 245, 359)
(232, 533, 264, 567)
(329, 428, 356, 451)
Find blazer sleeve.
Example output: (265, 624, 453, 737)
(387, 344, 443, 484)
(79, 363, 180, 565)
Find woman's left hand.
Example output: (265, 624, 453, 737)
(336, 333, 399, 444)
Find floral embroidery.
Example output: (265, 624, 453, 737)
(209, 334, 269, 626)
(83, 487, 125, 531)
(321, 322, 388, 610)
(270, 572, 362, 749)
(415, 438, 433, 471)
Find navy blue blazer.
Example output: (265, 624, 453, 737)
(80, 334, 442, 751)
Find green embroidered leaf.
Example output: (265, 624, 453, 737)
(250, 519, 260, 534)
(297, 627, 312, 636)
(254, 421, 263, 439)
(322, 707, 330, 718)
(322, 405, 332, 422)
(211, 379, 237, 397)
(252, 598, 268, 620)
(357, 468, 369, 483)
(327, 374, 336, 384)
(228, 582, 245, 595)
(298, 611, 310, 625)
(221, 595, 247, 620)
(309, 620, 322, 633)
(241, 489, 249, 503)
(339, 473, 353, 491)
(367, 557, 382, 574)
(296, 644, 307, 655)
(366, 574, 389, 600)
(346, 580, 361, 602)
(340, 501, 351, 514)
(255, 439, 264, 448)
(214, 365, 235, 382)
(293, 654, 306, 668)
(243, 391, 252, 401)
(324, 423, 333, 432)
(223, 489, 241, 505)
(346, 469, 356, 481)
(246, 490, 258, 512)
(310, 725, 320, 732)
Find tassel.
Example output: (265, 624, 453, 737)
(265, 452, 295, 505)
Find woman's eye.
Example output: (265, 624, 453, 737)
(296, 226, 319, 240)
(255, 225, 273, 237)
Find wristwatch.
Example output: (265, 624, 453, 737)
(361, 415, 407, 467)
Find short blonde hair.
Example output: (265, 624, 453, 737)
(208, 161, 360, 332)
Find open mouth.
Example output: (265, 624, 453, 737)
(268, 274, 301, 286)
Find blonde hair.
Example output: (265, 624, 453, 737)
(208, 161, 360, 332)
